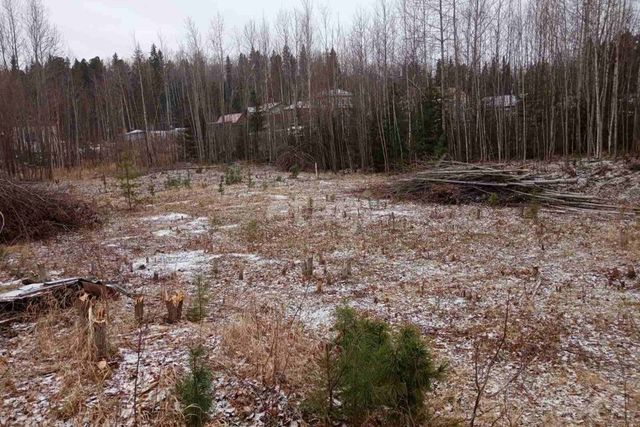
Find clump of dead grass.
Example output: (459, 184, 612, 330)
(239, 215, 267, 246)
(220, 304, 317, 390)
(22, 296, 129, 421)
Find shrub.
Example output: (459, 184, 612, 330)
(164, 174, 191, 189)
(186, 276, 209, 322)
(224, 164, 243, 185)
(176, 345, 213, 427)
(240, 218, 263, 244)
(305, 307, 445, 425)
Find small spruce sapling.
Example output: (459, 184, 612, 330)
(176, 344, 213, 427)
(117, 157, 140, 209)
(289, 164, 300, 179)
(218, 176, 225, 195)
(224, 164, 243, 185)
(186, 276, 209, 322)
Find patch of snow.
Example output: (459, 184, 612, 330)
(153, 229, 176, 238)
(217, 253, 280, 265)
(133, 250, 214, 279)
(143, 213, 191, 222)
(297, 305, 335, 329)
(183, 217, 209, 234)
(218, 224, 239, 230)
(151, 217, 210, 238)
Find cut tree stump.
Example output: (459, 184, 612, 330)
(302, 256, 313, 280)
(134, 295, 144, 324)
(75, 292, 91, 325)
(90, 301, 109, 359)
(164, 290, 184, 323)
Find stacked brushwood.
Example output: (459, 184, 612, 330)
(385, 162, 639, 214)
(275, 146, 316, 172)
(0, 176, 99, 243)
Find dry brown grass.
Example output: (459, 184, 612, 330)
(51, 162, 120, 181)
(220, 304, 317, 391)
(138, 367, 184, 426)
(14, 296, 131, 422)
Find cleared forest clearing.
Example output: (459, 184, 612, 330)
(1, 161, 639, 426)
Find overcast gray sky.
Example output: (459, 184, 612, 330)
(49, 0, 366, 61)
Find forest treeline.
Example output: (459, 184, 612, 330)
(0, 0, 639, 177)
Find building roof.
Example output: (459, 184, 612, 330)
(320, 89, 353, 97)
(215, 112, 245, 124)
(284, 101, 311, 110)
(247, 102, 281, 114)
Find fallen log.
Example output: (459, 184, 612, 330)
(0, 277, 131, 312)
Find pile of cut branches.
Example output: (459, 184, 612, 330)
(381, 161, 639, 214)
(275, 146, 316, 172)
(0, 177, 99, 244)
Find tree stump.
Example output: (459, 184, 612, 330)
(302, 256, 313, 280)
(75, 292, 91, 323)
(164, 290, 184, 323)
(134, 295, 144, 324)
(89, 301, 109, 360)
(339, 259, 352, 281)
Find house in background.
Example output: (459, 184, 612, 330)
(319, 89, 353, 109)
(247, 102, 286, 132)
(123, 128, 187, 142)
(247, 102, 283, 116)
(123, 129, 145, 142)
(482, 94, 518, 109)
(213, 112, 246, 126)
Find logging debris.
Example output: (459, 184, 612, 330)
(275, 146, 316, 173)
(380, 161, 640, 214)
(0, 177, 100, 243)
(0, 277, 131, 312)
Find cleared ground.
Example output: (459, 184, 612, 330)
(1, 163, 639, 426)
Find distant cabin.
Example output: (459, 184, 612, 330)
(318, 89, 353, 109)
(482, 95, 518, 109)
(247, 102, 283, 116)
(123, 128, 187, 142)
(213, 112, 246, 126)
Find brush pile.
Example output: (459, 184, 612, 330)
(275, 146, 316, 172)
(0, 176, 99, 243)
(383, 161, 639, 214)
